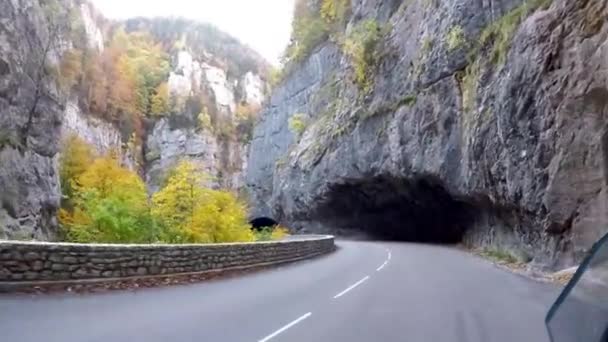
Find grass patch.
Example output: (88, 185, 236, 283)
(361, 93, 418, 120)
(0, 132, 23, 150)
(480, 247, 519, 264)
(342, 19, 383, 93)
(254, 226, 289, 241)
(456, 0, 553, 120)
(446, 25, 466, 51)
(459, 59, 480, 114)
(282, 0, 351, 71)
(421, 36, 434, 55)
(402, 94, 417, 107)
(479, 0, 553, 65)
(288, 113, 309, 138)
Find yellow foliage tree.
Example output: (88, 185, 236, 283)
(109, 54, 138, 118)
(76, 154, 146, 202)
(190, 191, 254, 243)
(320, 0, 349, 24)
(61, 154, 154, 243)
(150, 82, 170, 116)
(58, 49, 83, 92)
(151, 161, 205, 235)
(60, 134, 95, 201)
(152, 160, 254, 243)
(198, 109, 212, 131)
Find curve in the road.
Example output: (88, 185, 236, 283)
(257, 248, 393, 340)
(0, 241, 559, 342)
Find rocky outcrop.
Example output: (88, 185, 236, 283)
(0, 0, 68, 240)
(63, 99, 122, 154)
(145, 48, 264, 191)
(145, 119, 219, 191)
(247, 0, 608, 269)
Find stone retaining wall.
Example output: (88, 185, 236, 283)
(0, 236, 334, 291)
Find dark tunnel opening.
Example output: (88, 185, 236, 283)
(250, 217, 279, 230)
(314, 176, 475, 244)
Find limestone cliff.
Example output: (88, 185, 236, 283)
(247, 0, 608, 269)
(0, 0, 67, 240)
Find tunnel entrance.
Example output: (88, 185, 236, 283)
(250, 217, 279, 230)
(313, 176, 475, 243)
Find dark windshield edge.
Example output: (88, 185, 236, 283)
(545, 232, 608, 326)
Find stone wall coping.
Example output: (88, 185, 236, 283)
(0, 235, 334, 249)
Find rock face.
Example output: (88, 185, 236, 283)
(145, 119, 219, 191)
(0, 0, 67, 240)
(144, 47, 263, 191)
(247, 0, 608, 269)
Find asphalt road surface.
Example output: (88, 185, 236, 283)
(0, 241, 560, 342)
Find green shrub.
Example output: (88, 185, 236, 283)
(254, 226, 289, 241)
(479, 0, 553, 65)
(402, 95, 417, 107)
(282, 0, 351, 66)
(458, 0, 552, 120)
(283, 14, 329, 65)
(421, 37, 434, 55)
(481, 247, 518, 264)
(198, 110, 212, 131)
(289, 113, 309, 137)
(343, 20, 382, 92)
(446, 25, 466, 51)
(320, 0, 350, 26)
(59, 154, 155, 244)
(254, 227, 274, 241)
(460, 59, 480, 113)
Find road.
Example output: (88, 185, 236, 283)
(0, 241, 560, 342)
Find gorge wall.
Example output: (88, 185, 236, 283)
(247, 0, 608, 270)
(0, 0, 268, 240)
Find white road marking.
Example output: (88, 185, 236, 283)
(376, 260, 388, 272)
(258, 312, 312, 342)
(333, 276, 370, 299)
(376, 249, 392, 271)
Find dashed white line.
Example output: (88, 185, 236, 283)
(258, 312, 312, 342)
(376, 249, 392, 271)
(376, 260, 388, 271)
(333, 276, 370, 299)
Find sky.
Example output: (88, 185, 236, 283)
(90, 0, 295, 64)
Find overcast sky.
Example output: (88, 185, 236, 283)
(89, 0, 294, 64)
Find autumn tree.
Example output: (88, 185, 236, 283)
(109, 54, 138, 119)
(151, 161, 205, 236)
(235, 103, 260, 143)
(282, 0, 329, 65)
(58, 49, 84, 92)
(80, 29, 170, 142)
(150, 82, 170, 116)
(59, 135, 95, 205)
(198, 105, 212, 131)
(60, 154, 158, 243)
(84, 52, 108, 116)
(152, 160, 254, 243)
